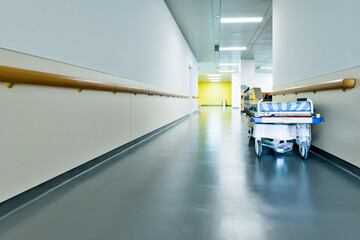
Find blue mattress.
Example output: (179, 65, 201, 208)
(259, 102, 311, 112)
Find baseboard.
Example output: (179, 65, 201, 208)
(0, 114, 189, 219)
(310, 145, 360, 179)
(192, 110, 199, 115)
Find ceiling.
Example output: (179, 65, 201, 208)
(164, 0, 273, 81)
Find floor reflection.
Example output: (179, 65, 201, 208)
(197, 107, 360, 239)
(0, 106, 359, 240)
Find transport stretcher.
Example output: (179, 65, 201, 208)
(248, 98, 324, 159)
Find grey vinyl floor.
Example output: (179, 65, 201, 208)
(0, 107, 359, 240)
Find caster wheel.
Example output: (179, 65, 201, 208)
(255, 140, 263, 157)
(299, 145, 308, 159)
(248, 126, 253, 138)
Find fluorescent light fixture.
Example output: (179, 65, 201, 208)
(209, 77, 220, 80)
(219, 70, 235, 73)
(219, 63, 238, 66)
(221, 17, 263, 23)
(208, 74, 221, 77)
(210, 80, 220, 82)
(219, 47, 246, 51)
(261, 67, 273, 70)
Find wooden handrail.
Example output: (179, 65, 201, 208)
(0, 65, 189, 98)
(271, 78, 356, 96)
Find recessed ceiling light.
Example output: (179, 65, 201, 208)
(219, 70, 235, 73)
(219, 63, 238, 66)
(260, 67, 273, 70)
(208, 74, 221, 77)
(220, 47, 246, 51)
(221, 17, 263, 23)
(210, 80, 220, 82)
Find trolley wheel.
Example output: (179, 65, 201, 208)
(299, 145, 308, 159)
(255, 140, 263, 157)
(248, 126, 253, 139)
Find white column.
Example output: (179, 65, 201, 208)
(240, 60, 255, 88)
(231, 73, 240, 108)
(188, 66, 193, 114)
(188, 65, 198, 114)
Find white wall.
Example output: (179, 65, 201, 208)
(231, 73, 240, 108)
(0, 0, 198, 93)
(273, 0, 360, 167)
(239, 60, 272, 93)
(240, 60, 255, 86)
(189, 66, 199, 114)
(254, 73, 273, 92)
(0, 0, 198, 203)
(273, 0, 360, 86)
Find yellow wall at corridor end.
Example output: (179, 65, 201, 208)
(198, 82, 232, 106)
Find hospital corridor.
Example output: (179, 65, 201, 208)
(1, 107, 359, 240)
(0, 0, 360, 239)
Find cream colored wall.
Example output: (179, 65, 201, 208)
(130, 94, 188, 139)
(274, 66, 360, 167)
(0, 49, 190, 203)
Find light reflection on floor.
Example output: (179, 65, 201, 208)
(0, 106, 359, 240)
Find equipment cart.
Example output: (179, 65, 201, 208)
(248, 98, 324, 159)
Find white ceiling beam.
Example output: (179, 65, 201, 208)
(241, 3, 273, 60)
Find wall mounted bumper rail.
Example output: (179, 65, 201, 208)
(271, 78, 356, 96)
(0, 65, 189, 98)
